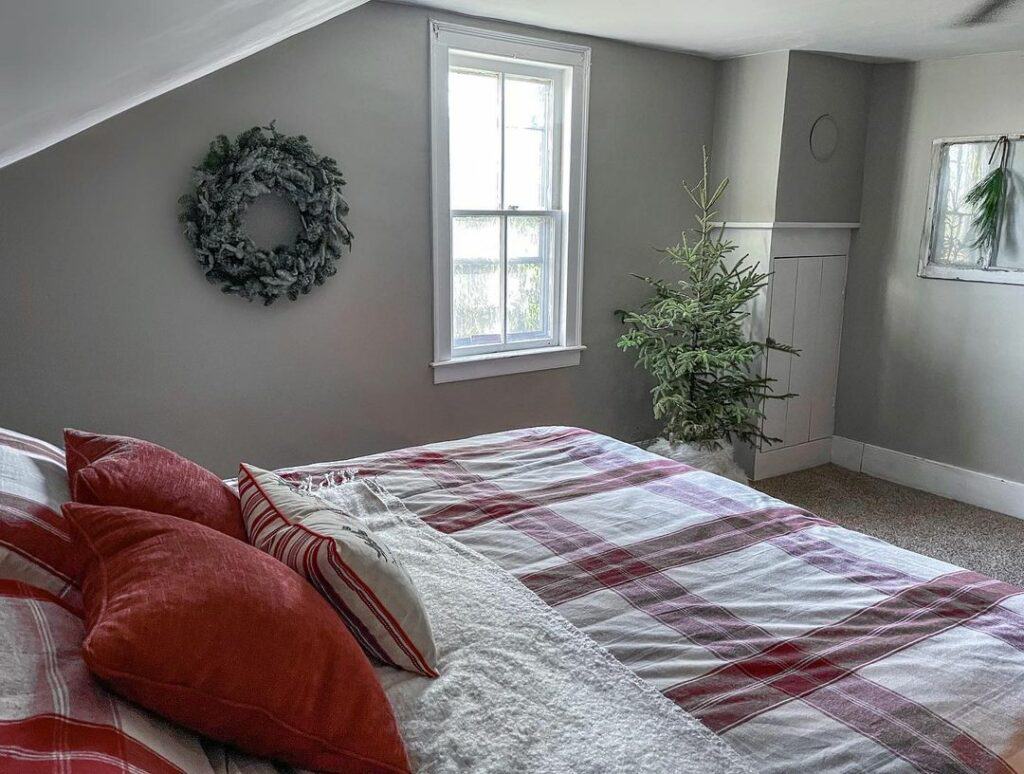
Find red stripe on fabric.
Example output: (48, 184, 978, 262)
(0, 494, 82, 587)
(311, 542, 391, 665)
(674, 572, 1021, 730)
(323, 543, 437, 676)
(564, 439, 754, 516)
(805, 674, 1016, 774)
(0, 581, 81, 618)
(770, 531, 1024, 655)
(423, 458, 685, 533)
(769, 531, 918, 596)
(0, 431, 66, 467)
(0, 715, 185, 773)
(521, 507, 825, 606)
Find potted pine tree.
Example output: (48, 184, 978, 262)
(616, 148, 795, 482)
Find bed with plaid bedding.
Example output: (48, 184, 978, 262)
(283, 426, 1024, 774)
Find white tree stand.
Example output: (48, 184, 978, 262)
(646, 438, 748, 484)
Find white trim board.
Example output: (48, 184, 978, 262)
(831, 436, 1024, 521)
(750, 437, 832, 480)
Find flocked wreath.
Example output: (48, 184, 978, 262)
(178, 123, 352, 305)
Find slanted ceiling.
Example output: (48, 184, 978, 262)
(5, 0, 1024, 170)
(0, 0, 371, 170)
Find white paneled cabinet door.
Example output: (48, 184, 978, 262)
(762, 255, 847, 449)
(762, 259, 797, 444)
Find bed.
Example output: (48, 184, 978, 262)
(3, 425, 1023, 772)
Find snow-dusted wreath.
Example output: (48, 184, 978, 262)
(178, 123, 352, 305)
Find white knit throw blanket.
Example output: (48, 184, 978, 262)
(310, 481, 753, 774)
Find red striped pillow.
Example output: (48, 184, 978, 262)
(238, 464, 438, 677)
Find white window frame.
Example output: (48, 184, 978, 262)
(429, 20, 590, 384)
(919, 133, 1024, 286)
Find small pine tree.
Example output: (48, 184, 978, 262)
(617, 148, 796, 450)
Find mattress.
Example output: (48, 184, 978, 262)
(280, 426, 1024, 773)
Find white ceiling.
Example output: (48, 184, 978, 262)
(0, 0, 371, 170)
(3, 0, 1023, 171)
(402, 0, 1024, 62)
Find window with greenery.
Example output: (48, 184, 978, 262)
(430, 22, 590, 383)
(921, 134, 1024, 284)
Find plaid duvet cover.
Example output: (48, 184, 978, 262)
(284, 426, 1024, 774)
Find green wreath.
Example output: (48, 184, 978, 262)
(178, 123, 352, 305)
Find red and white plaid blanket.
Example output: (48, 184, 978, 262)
(284, 426, 1024, 774)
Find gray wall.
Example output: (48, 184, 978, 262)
(837, 51, 1024, 483)
(710, 52, 789, 222)
(0, 0, 715, 475)
(775, 51, 870, 223)
(711, 50, 869, 225)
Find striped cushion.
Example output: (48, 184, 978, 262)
(0, 427, 82, 609)
(0, 578, 215, 773)
(238, 464, 438, 677)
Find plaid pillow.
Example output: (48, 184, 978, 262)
(0, 579, 213, 772)
(238, 464, 438, 677)
(0, 427, 83, 608)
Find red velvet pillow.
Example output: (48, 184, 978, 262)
(63, 429, 246, 541)
(64, 503, 411, 774)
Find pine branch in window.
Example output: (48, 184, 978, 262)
(965, 135, 1011, 254)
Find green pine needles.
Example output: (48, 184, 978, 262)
(617, 148, 795, 450)
(965, 136, 1012, 255)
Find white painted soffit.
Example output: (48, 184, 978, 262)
(0, 0, 371, 171)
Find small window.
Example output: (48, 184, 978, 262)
(920, 134, 1024, 285)
(430, 21, 590, 383)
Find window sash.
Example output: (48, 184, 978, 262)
(920, 134, 1024, 285)
(451, 210, 561, 356)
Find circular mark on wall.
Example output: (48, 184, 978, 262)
(809, 113, 839, 162)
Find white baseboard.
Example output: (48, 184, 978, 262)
(751, 437, 832, 481)
(830, 435, 864, 471)
(830, 436, 1024, 521)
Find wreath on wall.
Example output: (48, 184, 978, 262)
(178, 123, 352, 305)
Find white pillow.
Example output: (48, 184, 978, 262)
(238, 463, 438, 677)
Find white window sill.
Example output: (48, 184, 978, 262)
(919, 262, 1024, 286)
(431, 345, 585, 384)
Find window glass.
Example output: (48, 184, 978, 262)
(449, 69, 501, 210)
(507, 216, 553, 341)
(503, 76, 554, 210)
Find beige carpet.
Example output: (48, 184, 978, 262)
(755, 464, 1024, 588)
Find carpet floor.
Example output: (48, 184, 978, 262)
(755, 463, 1024, 588)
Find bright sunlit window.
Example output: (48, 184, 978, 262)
(429, 21, 590, 383)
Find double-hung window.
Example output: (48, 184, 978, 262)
(430, 21, 590, 383)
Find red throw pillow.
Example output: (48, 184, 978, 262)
(64, 503, 411, 774)
(63, 429, 246, 541)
